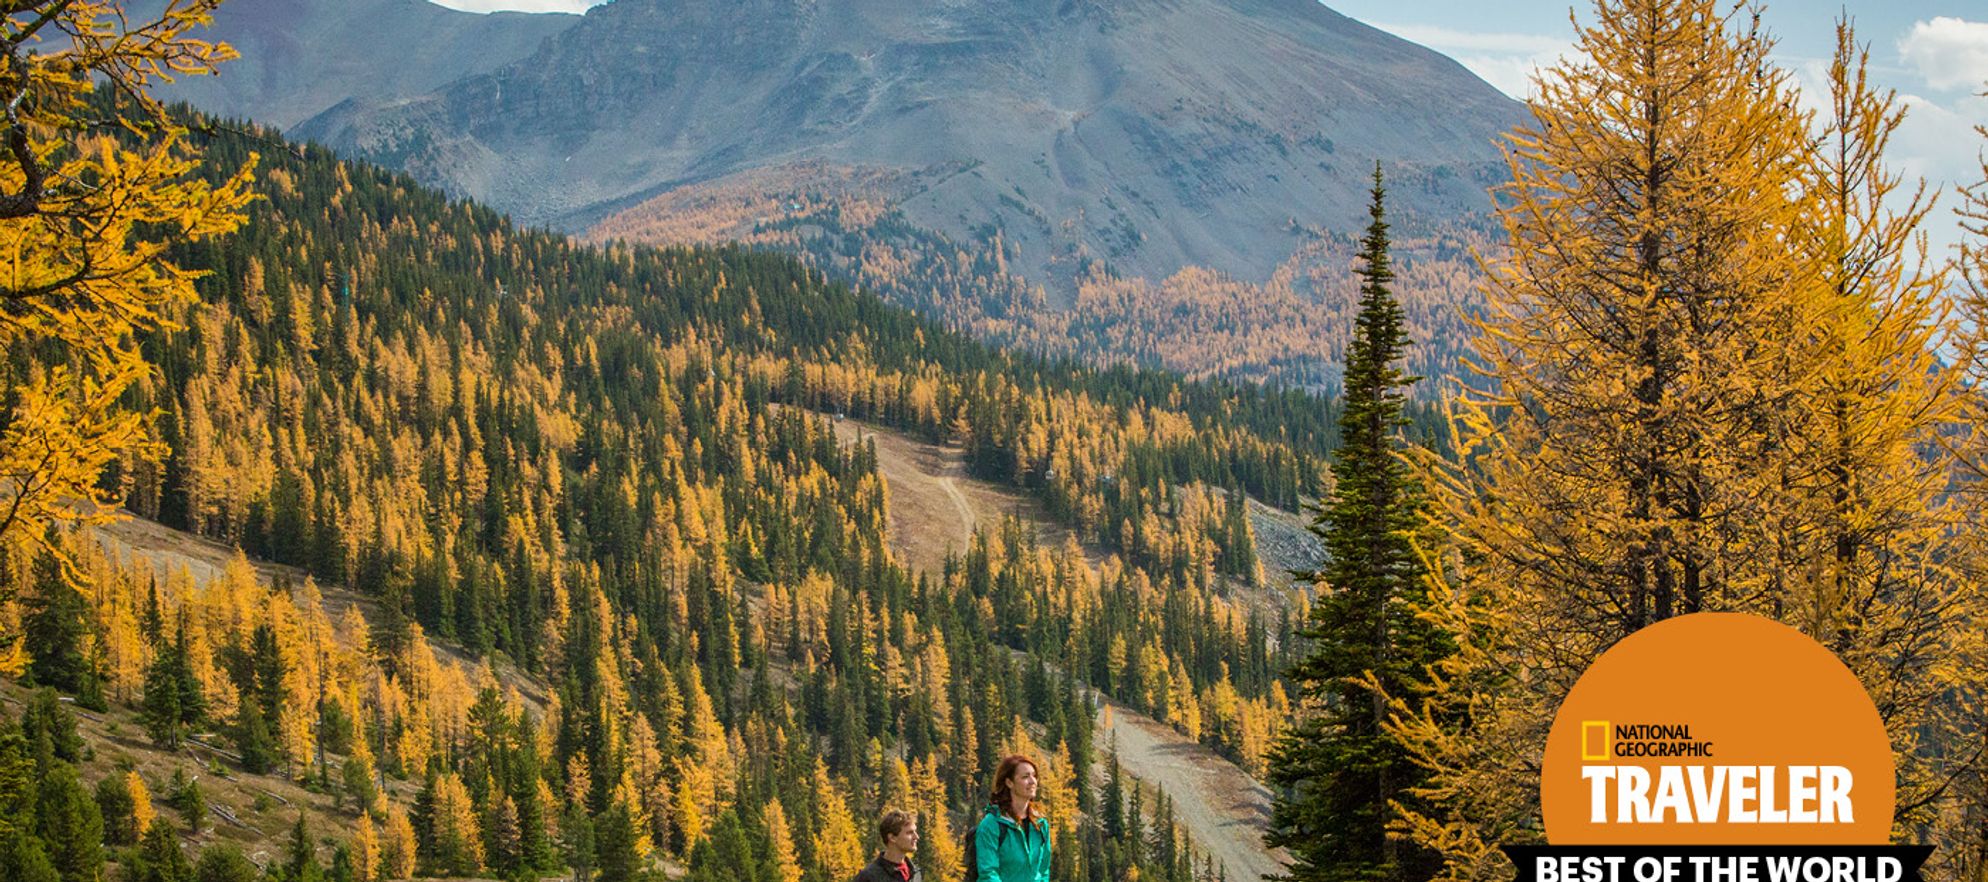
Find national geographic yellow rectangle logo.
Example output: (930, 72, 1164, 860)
(1582, 721, 1610, 761)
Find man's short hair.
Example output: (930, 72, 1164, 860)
(879, 809, 915, 843)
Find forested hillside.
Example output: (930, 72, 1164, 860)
(590, 177, 1497, 389)
(1, 88, 1362, 882)
(18, 8, 1984, 882)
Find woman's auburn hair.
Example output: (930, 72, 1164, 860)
(989, 754, 1040, 819)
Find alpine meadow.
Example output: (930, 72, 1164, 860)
(0, 3, 1985, 882)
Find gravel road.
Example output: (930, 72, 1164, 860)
(1096, 695, 1292, 882)
(824, 413, 1296, 881)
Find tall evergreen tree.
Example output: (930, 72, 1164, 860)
(0, 711, 37, 824)
(222, 624, 286, 774)
(0, 828, 58, 882)
(94, 775, 139, 847)
(143, 616, 204, 749)
(593, 801, 643, 882)
(250, 624, 288, 725)
(563, 802, 597, 882)
(1102, 737, 1125, 841)
(0, 701, 53, 882)
(231, 698, 278, 776)
(23, 545, 92, 695)
(282, 813, 323, 882)
(1267, 165, 1445, 882)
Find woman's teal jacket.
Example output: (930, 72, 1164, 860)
(974, 805, 1051, 882)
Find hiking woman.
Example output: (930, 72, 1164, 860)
(973, 754, 1051, 882)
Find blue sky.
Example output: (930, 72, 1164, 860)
(433, 0, 1987, 253)
(1322, 1, 1988, 255)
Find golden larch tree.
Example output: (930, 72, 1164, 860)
(1943, 64, 1988, 882)
(126, 771, 154, 837)
(379, 804, 417, 881)
(810, 758, 866, 882)
(1393, 0, 1826, 877)
(1786, 21, 1974, 857)
(761, 797, 805, 882)
(428, 770, 484, 875)
(353, 812, 381, 882)
(0, 1, 253, 568)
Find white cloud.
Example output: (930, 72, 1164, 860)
(426, 0, 598, 13)
(1889, 91, 1985, 262)
(1362, 21, 1574, 99)
(1897, 16, 1988, 92)
(1374, 16, 1985, 258)
(1783, 52, 1981, 261)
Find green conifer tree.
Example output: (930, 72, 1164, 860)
(222, 626, 283, 774)
(0, 828, 59, 882)
(563, 802, 596, 882)
(128, 823, 192, 882)
(21, 688, 83, 769)
(1102, 737, 1125, 840)
(593, 801, 642, 882)
(192, 844, 260, 882)
(24, 545, 91, 694)
(167, 769, 204, 834)
(35, 765, 103, 882)
(94, 775, 139, 846)
(233, 699, 278, 776)
(143, 616, 204, 749)
(1266, 165, 1447, 882)
(284, 814, 323, 882)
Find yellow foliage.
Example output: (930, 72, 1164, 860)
(379, 804, 417, 880)
(810, 759, 866, 882)
(762, 798, 805, 882)
(354, 813, 380, 882)
(127, 771, 154, 836)
(1392, 7, 1973, 880)
(912, 758, 963, 882)
(672, 756, 712, 853)
(0, 0, 254, 566)
(1943, 48, 1988, 882)
(430, 770, 484, 873)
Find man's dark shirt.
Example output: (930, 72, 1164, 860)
(853, 852, 922, 882)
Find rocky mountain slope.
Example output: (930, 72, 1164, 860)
(153, 0, 1524, 385)
(290, 0, 1522, 293)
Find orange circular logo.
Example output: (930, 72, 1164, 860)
(1541, 613, 1893, 845)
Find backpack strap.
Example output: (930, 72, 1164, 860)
(982, 808, 1012, 850)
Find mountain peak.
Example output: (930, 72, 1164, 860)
(173, 0, 1524, 293)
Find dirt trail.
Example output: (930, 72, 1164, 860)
(827, 415, 1078, 575)
(936, 475, 975, 538)
(1097, 695, 1291, 882)
(826, 415, 1291, 881)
